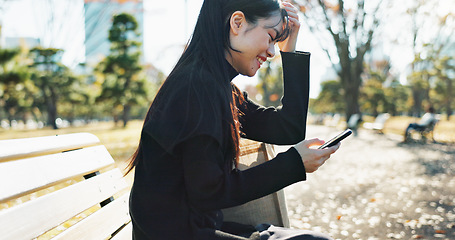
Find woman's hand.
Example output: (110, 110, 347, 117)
(293, 138, 340, 173)
(278, 1, 300, 53)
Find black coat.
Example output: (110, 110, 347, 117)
(129, 51, 311, 240)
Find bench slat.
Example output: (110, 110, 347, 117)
(54, 193, 131, 240)
(111, 222, 133, 240)
(0, 169, 128, 240)
(0, 145, 115, 202)
(0, 133, 100, 162)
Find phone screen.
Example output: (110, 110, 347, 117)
(318, 129, 352, 149)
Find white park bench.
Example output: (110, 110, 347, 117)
(0, 133, 132, 240)
(0, 133, 289, 239)
(363, 113, 390, 133)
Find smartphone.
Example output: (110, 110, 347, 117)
(318, 129, 352, 149)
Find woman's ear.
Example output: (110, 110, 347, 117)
(230, 11, 245, 35)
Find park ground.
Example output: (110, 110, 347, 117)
(278, 125, 455, 240)
(0, 117, 454, 239)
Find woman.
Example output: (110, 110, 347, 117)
(127, 0, 339, 239)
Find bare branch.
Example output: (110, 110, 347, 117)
(338, 0, 348, 38)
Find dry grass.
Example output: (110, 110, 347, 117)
(0, 120, 143, 163)
(317, 114, 455, 143)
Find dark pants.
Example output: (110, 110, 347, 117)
(405, 123, 426, 136)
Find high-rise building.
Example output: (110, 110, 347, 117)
(3, 37, 41, 50)
(84, 0, 144, 66)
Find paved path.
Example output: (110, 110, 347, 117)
(276, 125, 455, 240)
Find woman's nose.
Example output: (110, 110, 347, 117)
(266, 43, 275, 58)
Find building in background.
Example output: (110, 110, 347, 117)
(84, 0, 144, 67)
(3, 37, 41, 50)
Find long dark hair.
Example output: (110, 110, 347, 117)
(126, 0, 290, 175)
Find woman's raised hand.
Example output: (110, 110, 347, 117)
(278, 0, 300, 53)
(293, 138, 340, 173)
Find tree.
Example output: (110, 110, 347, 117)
(257, 59, 284, 107)
(360, 60, 395, 116)
(0, 47, 31, 124)
(58, 74, 95, 124)
(432, 56, 455, 120)
(360, 71, 386, 117)
(96, 13, 149, 127)
(29, 47, 77, 129)
(405, 0, 454, 116)
(407, 53, 431, 116)
(295, 0, 385, 121)
(383, 79, 409, 116)
(310, 80, 345, 114)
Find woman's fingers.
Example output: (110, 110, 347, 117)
(282, 2, 298, 16)
(294, 139, 340, 173)
(278, 1, 300, 52)
(304, 138, 325, 148)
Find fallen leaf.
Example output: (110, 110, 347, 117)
(435, 230, 446, 234)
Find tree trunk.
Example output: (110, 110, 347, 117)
(6, 105, 14, 125)
(113, 115, 119, 126)
(122, 104, 131, 128)
(411, 88, 423, 117)
(48, 86, 59, 129)
(446, 77, 453, 121)
(344, 81, 361, 123)
(47, 102, 58, 129)
(42, 84, 58, 129)
(339, 58, 362, 122)
(47, 100, 58, 129)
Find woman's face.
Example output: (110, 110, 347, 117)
(226, 11, 284, 77)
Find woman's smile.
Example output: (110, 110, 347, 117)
(256, 56, 267, 68)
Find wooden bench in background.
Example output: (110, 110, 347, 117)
(407, 117, 440, 143)
(0, 134, 289, 239)
(0, 133, 131, 240)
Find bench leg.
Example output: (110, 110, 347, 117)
(417, 130, 436, 143)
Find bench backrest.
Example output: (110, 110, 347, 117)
(375, 113, 390, 124)
(347, 113, 360, 128)
(0, 133, 131, 240)
(420, 118, 438, 134)
(222, 139, 290, 228)
(0, 134, 289, 239)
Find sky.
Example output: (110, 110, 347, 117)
(1, 0, 85, 66)
(2, 0, 452, 98)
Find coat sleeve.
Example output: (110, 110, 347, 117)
(239, 51, 311, 145)
(181, 134, 306, 212)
